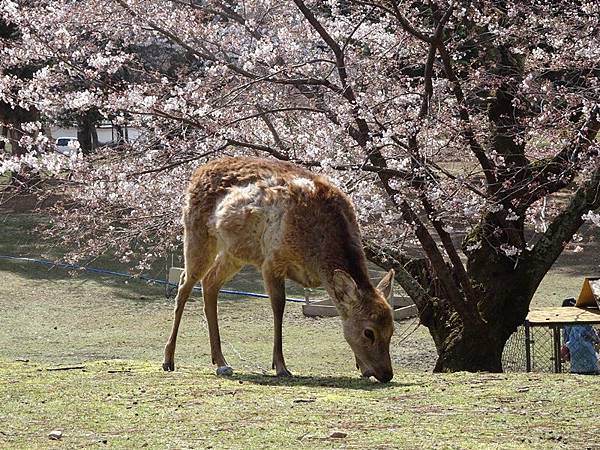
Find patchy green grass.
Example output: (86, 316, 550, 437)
(2, 211, 600, 448)
(1, 359, 597, 449)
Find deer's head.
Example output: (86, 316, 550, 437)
(332, 269, 395, 383)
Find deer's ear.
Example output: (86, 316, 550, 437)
(376, 269, 395, 302)
(332, 269, 360, 318)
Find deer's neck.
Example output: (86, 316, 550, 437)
(317, 222, 373, 293)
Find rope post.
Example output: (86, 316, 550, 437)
(164, 254, 170, 298)
(524, 320, 532, 372)
(553, 325, 562, 374)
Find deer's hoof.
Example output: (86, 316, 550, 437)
(276, 368, 293, 377)
(162, 362, 175, 372)
(216, 365, 234, 377)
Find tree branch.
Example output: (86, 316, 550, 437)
(125, 149, 220, 178)
(364, 240, 434, 318)
(519, 105, 600, 207)
(225, 139, 290, 161)
(399, 199, 482, 326)
(402, 5, 480, 307)
(436, 42, 497, 190)
(225, 107, 329, 127)
(388, 1, 433, 43)
(527, 163, 600, 286)
(352, 1, 431, 42)
(293, 0, 390, 174)
(419, 195, 479, 304)
(256, 105, 288, 156)
(116, 0, 344, 95)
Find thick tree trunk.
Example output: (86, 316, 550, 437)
(368, 240, 536, 372)
(433, 326, 504, 372)
(422, 288, 528, 372)
(423, 294, 521, 373)
(427, 283, 530, 372)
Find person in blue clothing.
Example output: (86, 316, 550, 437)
(562, 298, 600, 375)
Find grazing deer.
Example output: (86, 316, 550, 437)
(163, 157, 395, 382)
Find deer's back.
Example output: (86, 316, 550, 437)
(184, 157, 360, 285)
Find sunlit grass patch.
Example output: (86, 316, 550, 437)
(1, 359, 597, 449)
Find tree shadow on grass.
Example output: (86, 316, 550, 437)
(545, 237, 600, 277)
(523, 223, 600, 278)
(0, 258, 173, 303)
(231, 372, 417, 391)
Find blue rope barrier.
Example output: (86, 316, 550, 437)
(0, 255, 306, 303)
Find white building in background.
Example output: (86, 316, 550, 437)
(49, 123, 141, 146)
(0, 123, 142, 156)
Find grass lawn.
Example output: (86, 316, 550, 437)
(1, 212, 600, 448)
(2, 359, 597, 449)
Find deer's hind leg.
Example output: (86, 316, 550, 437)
(202, 252, 242, 374)
(163, 230, 216, 372)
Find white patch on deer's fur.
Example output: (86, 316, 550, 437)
(210, 181, 288, 263)
(290, 177, 316, 194)
(211, 183, 260, 228)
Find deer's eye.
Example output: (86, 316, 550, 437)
(363, 328, 375, 343)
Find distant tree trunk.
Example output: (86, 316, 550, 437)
(114, 124, 125, 144)
(0, 105, 42, 189)
(77, 117, 98, 154)
(0, 123, 7, 152)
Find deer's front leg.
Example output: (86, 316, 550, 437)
(164, 235, 215, 372)
(263, 267, 292, 377)
(163, 271, 195, 372)
(202, 254, 241, 376)
(202, 283, 228, 370)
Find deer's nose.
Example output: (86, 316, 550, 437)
(361, 369, 374, 378)
(375, 369, 393, 383)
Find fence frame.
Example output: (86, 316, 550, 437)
(524, 307, 600, 373)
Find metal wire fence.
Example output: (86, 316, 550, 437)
(503, 323, 600, 374)
(502, 326, 529, 372)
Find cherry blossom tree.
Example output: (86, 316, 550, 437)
(1, 0, 599, 371)
(0, 12, 45, 186)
